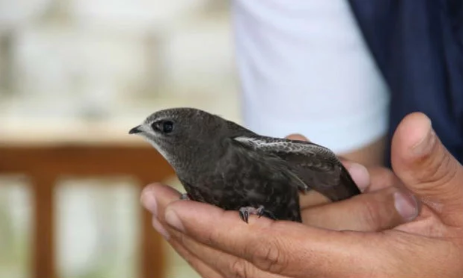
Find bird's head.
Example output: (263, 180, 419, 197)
(129, 108, 227, 166)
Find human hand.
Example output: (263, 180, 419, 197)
(274, 133, 417, 232)
(141, 112, 462, 277)
(141, 132, 418, 277)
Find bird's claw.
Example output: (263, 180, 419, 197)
(180, 193, 191, 200)
(239, 206, 277, 223)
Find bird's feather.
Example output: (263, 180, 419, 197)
(233, 136, 361, 201)
(133, 107, 361, 223)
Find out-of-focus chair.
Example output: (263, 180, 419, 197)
(0, 123, 174, 278)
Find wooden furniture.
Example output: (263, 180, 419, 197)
(0, 123, 175, 278)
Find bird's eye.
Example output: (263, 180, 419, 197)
(151, 120, 174, 134)
(162, 121, 174, 133)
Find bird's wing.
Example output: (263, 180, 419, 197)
(232, 136, 360, 201)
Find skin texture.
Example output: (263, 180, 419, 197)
(141, 112, 463, 278)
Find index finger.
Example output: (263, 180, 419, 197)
(164, 201, 381, 278)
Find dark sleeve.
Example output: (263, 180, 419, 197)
(348, 0, 463, 165)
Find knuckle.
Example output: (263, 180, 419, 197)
(228, 258, 252, 278)
(251, 237, 290, 274)
(417, 145, 457, 185)
(416, 148, 461, 195)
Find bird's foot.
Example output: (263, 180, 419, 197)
(239, 206, 277, 223)
(180, 193, 191, 200)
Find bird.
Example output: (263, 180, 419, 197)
(129, 107, 361, 223)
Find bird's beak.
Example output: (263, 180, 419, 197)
(129, 125, 143, 134)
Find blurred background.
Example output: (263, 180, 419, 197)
(0, 0, 238, 277)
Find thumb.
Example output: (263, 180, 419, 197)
(391, 112, 463, 226)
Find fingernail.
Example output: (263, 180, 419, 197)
(152, 217, 170, 240)
(394, 192, 419, 221)
(346, 162, 370, 192)
(140, 187, 158, 216)
(165, 209, 185, 232)
(412, 120, 435, 156)
(286, 133, 309, 141)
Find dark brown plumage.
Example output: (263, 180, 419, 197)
(129, 107, 361, 223)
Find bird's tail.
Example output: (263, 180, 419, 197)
(322, 166, 361, 202)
